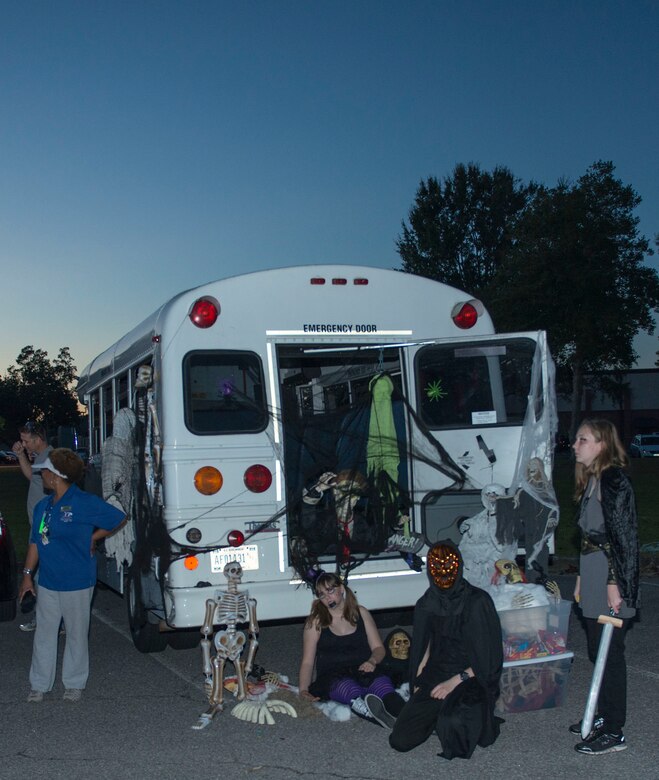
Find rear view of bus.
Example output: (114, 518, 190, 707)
(77, 265, 557, 652)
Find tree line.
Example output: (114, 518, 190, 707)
(0, 346, 82, 445)
(397, 160, 659, 435)
(1, 159, 656, 443)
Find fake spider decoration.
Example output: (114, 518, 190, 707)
(425, 379, 447, 402)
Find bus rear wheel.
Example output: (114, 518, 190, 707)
(126, 565, 167, 653)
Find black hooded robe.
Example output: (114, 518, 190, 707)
(390, 543, 503, 760)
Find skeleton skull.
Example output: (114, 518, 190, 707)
(224, 561, 243, 585)
(388, 631, 411, 661)
(495, 558, 524, 584)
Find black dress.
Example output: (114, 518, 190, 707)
(308, 614, 373, 700)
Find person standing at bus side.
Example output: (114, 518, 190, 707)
(570, 419, 639, 756)
(12, 421, 53, 631)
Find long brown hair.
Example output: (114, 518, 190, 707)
(305, 572, 360, 629)
(574, 418, 628, 500)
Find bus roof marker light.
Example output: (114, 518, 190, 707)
(310, 277, 326, 285)
(451, 300, 480, 329)
(332, 278, 347, 285)
(189, 297, 220, 328)
(353, 278, 369, 285)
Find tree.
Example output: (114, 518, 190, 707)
(490, 161, 659, 436)
(397, 163, 535, 297)
(0, 346, 81, 442)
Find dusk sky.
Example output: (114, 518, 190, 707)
(2, 1, 658, 379)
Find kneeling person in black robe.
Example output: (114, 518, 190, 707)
(389, 540, 503, 760)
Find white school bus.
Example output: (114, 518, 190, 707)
(77, 265, 557, 652)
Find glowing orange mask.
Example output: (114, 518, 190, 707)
(427, 543, 460, 589)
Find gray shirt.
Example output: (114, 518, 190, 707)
(27, 445, 53, 525)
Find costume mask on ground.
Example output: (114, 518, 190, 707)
(388, 631, 411, 661)
(427, 543, 460, 589)
(197, 560, 259, 725)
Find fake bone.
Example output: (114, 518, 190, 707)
(231, 699, 298, 725)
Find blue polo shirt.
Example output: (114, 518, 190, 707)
(31, 484, 124, 591)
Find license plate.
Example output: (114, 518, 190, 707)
(210, 544, 259, 572)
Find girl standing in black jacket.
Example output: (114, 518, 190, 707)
(572, 419, 640, 755)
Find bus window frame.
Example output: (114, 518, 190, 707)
(414, 337, 538, 431)
(182, 349, 269, 436)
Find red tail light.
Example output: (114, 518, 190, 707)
(228, 529, 245, 547)
(244, 464, 272, 493)
(189, 297, 219, 328)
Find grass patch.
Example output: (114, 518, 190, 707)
(0, 466, 29, 563)
(553, 454, 659, 560)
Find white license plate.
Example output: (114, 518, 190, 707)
(210, 544, 259, 572)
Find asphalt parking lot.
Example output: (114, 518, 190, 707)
(1, 572, 657, 780)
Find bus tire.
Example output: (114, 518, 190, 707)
(126, 565, 167, 653)
(166, 629, 202, 650)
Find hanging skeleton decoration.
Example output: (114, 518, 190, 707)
(101, 408, 138, 571)
(459, 484, 517, 589)
(196, 561, 259, 728)
(302, 470, 368, 567)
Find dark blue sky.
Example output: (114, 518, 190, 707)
(1, 1, 657, 372)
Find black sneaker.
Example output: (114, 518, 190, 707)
(364, 693, 396, 729)
(575, 732, 627, 755)
(350, 697, 380, 726)
(569, 715, 604, 736)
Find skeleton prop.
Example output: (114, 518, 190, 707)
(194, 561, 259, 729)
(459, 484, 517, 588)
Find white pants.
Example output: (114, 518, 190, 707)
(29, 585, 94, 692)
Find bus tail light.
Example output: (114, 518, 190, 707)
(184, 555, 199, 570)
(451, 300, 480, 329)
(194, 467, 223, 495)
(227, 529, 245, 547)
(189, 297, 220, 328)
(244, 464, 272, 493)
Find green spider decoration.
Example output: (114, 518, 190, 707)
(425, 379, 447, 402)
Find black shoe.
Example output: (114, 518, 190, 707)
(575, 732, 627, 755)
(568, 715, 604, 736)
(350, 697, 380, 726)
(364, 693, 396, 729)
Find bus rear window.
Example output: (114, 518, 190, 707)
(416, 339, 537, 428)
(183, 351, 268, 435)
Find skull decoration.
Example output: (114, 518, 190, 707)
(495, 558, 524, 584)
(388, 630, 411, 661)
(427, 542, 460, 589)
(224, 560, 243, 587)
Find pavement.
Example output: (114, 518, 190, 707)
(0, 570, 657, 780)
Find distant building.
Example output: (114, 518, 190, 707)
(557, 368, 659, 445)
